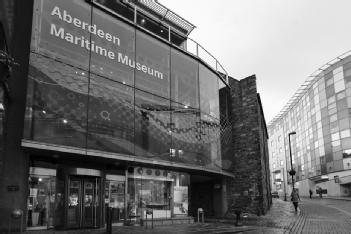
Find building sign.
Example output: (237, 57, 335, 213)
(32, 0, 164, 81)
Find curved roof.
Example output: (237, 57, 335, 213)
(268, 50, 351, 127)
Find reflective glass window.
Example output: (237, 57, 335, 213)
(31, 0, 92, 70)
(26, 53, 88, 148)
(87, 74, 134, 155)
(341, 129, 351, 139)
(170, 102, 202, 165)
(333, 67, 344, 82)
(90, 6, 135, 85)
(170, 48, 199, 108)
(135, 31, 170, 98)
(134, 90, 171, 158)
(199, 64, 219, 119)
(341, 137, 351, 149)
(334, 80, 346, 93)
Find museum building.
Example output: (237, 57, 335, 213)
(0, 0, 271, 231)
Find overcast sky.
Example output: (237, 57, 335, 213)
(160, 0, 351, 123)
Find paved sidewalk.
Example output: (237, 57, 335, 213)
(23, 199, 300, 234)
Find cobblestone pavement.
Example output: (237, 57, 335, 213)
(294, 198, 351, 234)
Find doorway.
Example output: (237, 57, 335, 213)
(66, 176, 101, 228)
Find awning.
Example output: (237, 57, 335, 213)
(340, 176, 351, 185)
(309, 175, 329, 183)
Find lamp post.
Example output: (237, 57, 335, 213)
(288, 132, 296, 191)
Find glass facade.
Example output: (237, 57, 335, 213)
(24, 0, 230, 173)
(268, 56, 351, 187)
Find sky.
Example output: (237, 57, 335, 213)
(159, 0, 351, 123)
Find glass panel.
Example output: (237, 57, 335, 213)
(31, 0, 92, 70)
(170, 48, 199, 108)
(135, 31, 170, 98)
(27, 175, 55, 228)
(105, 181, 125, 223)
(91, 6, 135, 85)
(199, 64, 219, 119)
(94, 0, 134, 22)
(87, 75, 134, 155)
(200, 113, 221, 169)
(26, 53, 88, 148)
(170, 102, 201, 165)
(334, 80, 345, 93)
(67, 179, 81, 227)
(136, 12, 170, 41)
(83, 181, 94, 227)
(134, 90, 171, 158)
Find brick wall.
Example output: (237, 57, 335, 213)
(225, 75, 271, 216)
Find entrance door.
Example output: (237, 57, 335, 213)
(67, 177, 100, 228)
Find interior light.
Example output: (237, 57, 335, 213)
(160, 29, 163, 33)
(42, 110, 46, 114)
(184, 105, 188, 109)
(122, 81, 126, 85)
(141, 19, 145, 24)
(63, 119, 68, 124)
(38, 178, 42, 182)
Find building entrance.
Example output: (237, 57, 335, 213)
(67, 176, 101, 228)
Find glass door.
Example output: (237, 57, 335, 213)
(67, 177, 100, 228)
(67, 179, 81, 228)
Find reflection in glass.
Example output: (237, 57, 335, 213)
(170, 102, 201, 165)
(91, 6, 135, 85)
(199, 64, 219, 119)
(134, 90, 171, 159)
(26, 53, 88, 148)
(171, 48, 199, 108)
(27, 175, 56, 229)
(135, 31, 170, 99)
(87, 75, 134, 155)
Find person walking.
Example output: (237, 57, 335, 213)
(318, 187, 323, 199)
(309, 189, 313, 199)
(291, 188, 301, 212)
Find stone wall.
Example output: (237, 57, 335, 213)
(225, 75, 271, 216)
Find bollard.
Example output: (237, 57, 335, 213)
(197, 208, 204, 223)
(145, 208, 153, 229)
(9, 209, 23, 234)
(106, 207, 113, 234)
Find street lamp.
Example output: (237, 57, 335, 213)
(288, 131, 296, 191)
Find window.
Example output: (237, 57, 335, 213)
(341, 129, 351, 139)
(343, 149, 351, 158)
(331, 132, 340, 141)
(334, 80, 345, 93)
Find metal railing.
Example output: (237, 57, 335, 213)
(93, 0, 229, 85)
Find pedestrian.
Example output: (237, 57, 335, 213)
(309, 189, 313, 199)
(318, 187, 323, 199)
(291, 188, 301, 212)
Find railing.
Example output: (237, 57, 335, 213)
(92, 0, 229, 85)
